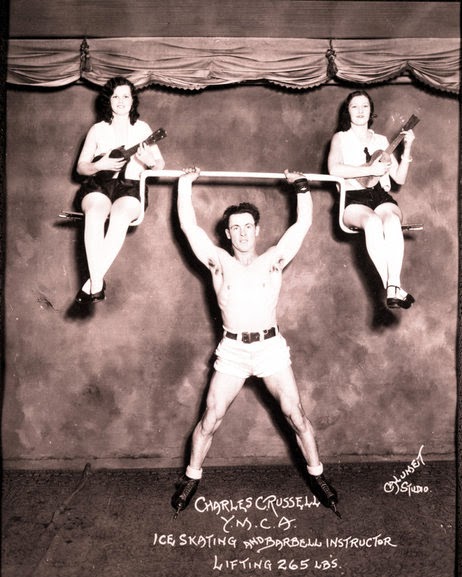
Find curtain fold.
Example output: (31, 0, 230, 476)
(333, 38, 460, 94)
(80, 38, 331, 90)
(7, 37, 460, 94)
(7, 40, 81, 86)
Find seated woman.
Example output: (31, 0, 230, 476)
(75, 76, 165, 304)
(328, 90, 416, 310)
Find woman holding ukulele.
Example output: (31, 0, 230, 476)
(75, 76, 165, 304)
(328, 90, 416, 310)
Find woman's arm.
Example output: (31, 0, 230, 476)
(136, 143, 165, 170)
(76, 125, 126, 177)
(388, 129, 415, 185)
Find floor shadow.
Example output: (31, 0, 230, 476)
(64, 300, 98, 321)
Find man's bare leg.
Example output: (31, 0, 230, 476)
(172, 371, 246, 516)
(264, 367, 341, 517)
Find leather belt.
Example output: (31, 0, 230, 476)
(224, 326, 278, 344)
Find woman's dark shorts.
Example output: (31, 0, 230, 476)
(345, 183, 398, 211)
(76, 177, 148, 209)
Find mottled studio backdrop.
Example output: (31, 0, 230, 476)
(3, 82, 458, 468)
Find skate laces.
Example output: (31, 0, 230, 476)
(316, 474, 336, 501)
(179, 477, 198, 501)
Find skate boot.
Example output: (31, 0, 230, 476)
(171, 475, 200, 518)
(309, 473, 341, 518)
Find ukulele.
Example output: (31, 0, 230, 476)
(356, 115, 420, 189)
(92, 127, 167, 184)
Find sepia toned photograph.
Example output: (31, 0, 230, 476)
(1, 2, 459, 576)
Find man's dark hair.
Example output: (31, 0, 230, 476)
(337, 90, 376, 132)
(222, 202, 260, 229)
(97, 76, 140, 125)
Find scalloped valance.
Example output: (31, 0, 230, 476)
(7, 37, 460, 94)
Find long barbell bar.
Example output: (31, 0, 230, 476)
(140, 169, 353, 232)
(140, 170, 422, 232)
(140, 169, 345, 184)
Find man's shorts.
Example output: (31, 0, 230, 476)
(77, 177, 148, 208)
(214, 333, 292, 379)
(345, 183, 398, 211)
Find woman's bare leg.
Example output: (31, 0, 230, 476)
(80, 195, 140, 294)
(375, 203, 405, 290)
(344, 204, 388, 288)
(96, 196, 141, 284)
(81, 192, 111, 294)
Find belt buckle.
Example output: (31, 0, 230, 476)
(242, 332, 260, 344)
(263, 327, 276, 340)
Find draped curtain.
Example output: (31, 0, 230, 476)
(7, 37, 460, 94)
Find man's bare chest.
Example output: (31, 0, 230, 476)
(219, 258, 282, 295)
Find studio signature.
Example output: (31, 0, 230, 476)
(383, 445, 429, 496)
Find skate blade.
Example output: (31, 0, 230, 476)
(331, 504, 342, 519)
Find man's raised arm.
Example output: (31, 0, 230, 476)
(274, 170, 313, 266)
(177, 167, 220, 268)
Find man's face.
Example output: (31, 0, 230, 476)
(226, 212, 259, 252)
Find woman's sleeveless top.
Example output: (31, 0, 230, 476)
(91, 120, 154, 180)
(339, 129, 391, 191)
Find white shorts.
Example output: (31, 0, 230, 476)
(214, 333, 291, 379)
